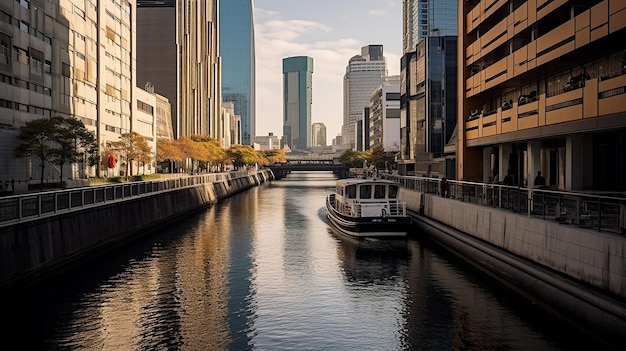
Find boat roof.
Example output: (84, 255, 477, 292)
(335, 178, 399, 187)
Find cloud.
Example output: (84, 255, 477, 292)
(253, 4, 401, 142)
(369, 10, 386, 15)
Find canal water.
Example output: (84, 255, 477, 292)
(5, 172, 606, 350)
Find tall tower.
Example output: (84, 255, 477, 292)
(282, 56, 313, 151)
(137, 0, 221, 139)
(342, 45, 387, 150)
(404, 0, 457, 43)
(311, 123, 327, 147)
(220, 0, 256, 145)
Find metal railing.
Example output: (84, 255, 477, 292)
(384, 174, 626, 234)
(0, 170, 260, 227)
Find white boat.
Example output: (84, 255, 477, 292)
(325, 178, 411, 238)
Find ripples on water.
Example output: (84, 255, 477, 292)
(4, 172, 603, 350)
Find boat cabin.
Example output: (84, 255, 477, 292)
(333, 179, 404, 218)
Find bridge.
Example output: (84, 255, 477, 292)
(268, 159, 350, 179)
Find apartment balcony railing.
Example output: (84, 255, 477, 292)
(384, 174, 626, 235)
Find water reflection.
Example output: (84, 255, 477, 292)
(3, 171, 605, 350)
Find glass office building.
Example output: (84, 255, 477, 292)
(283, 56, 313, 151)
(220, 0, 256, 145)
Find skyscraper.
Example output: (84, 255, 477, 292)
(137, 0, 221, 139)
(282, 56, 313, 151)
(311, 123, 327, 147)
(342, 45, 387, 150)
(403, 0, 457, 47)
(220, 0, 256, 145)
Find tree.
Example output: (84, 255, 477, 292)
(190, 135, 227, 171)
(227, 145, 261, 170)
(177, 136, 209, 173)
(49, 116, 97, 185)
(369, 145, 395, 171)
(111, 132, 152, 179)
(338, 150, 371, 168)
(259, 149, 286, 166)
(15, 117, 59, 190)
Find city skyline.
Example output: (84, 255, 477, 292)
(254, 0, 401, 145)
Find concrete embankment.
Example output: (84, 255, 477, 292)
(0, 170, 273, 296)
(400, 188, 626, 345)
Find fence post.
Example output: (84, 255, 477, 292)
(598, 198, 602, 232)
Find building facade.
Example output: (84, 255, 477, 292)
(137, 0, 221, 139)
(459, 0, 626, 191)
(370, 75, 401, 152)
(219, 0, 255, 145)
(342, 45, 387, 150)
(282, 56, 313, 151)
(254, 133, 281, 151)
(404, 0, 458, 48)
(0, 0, 143, 180)
(311, 122, 327, 147)
(399, 35, 458, 178)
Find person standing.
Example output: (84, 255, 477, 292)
(534, 171, 545, 188)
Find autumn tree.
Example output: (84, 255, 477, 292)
(156, 138, 184, 172)
(227, 144, 261, 170)
(190, 135, 227, 171)
(111, 132, 152, 179)
(258, 149, 286, 166)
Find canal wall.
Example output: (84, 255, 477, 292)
(400, 188, 626, 344)
(0, 170, 273, 296)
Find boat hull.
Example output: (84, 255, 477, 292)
(326, 195, 411, 238)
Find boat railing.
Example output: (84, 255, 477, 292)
(350, 201, 407, 217)
(383, 173, 626, 234)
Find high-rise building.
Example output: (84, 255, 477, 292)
(220, 0, 255, 145)
(282, 56, 313, 151)
(403, 0, 457, 47)
(342, 45, 387, 150)
(399, 35, 458, 178)
(311, 123, 327, 147)
(137, 0, 221, 139)
(459, 0, 626, 191)
(370, 75, 401, 152)
(0, 0, 143, 179)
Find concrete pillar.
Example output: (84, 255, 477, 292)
(483, 147, 492, 183)
(528, 140, 542, 187)
(567, 134, 584, 191)
(499, 143, 512, 181)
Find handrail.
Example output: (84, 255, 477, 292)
(384, 174, 626, 234)
(0, 170, 263, 228)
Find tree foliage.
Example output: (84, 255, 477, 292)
(258, 149, 286, 166)
(15, 116, 97, 189)
(227, 144, 261, 169)
(111, 132, 152, 179)
(338, 150, 371, 168)
(369, 145, 396, 171)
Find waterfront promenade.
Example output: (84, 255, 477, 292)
(0, 170, 273, 296)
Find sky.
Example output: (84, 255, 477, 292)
(253, 0, 402, 145)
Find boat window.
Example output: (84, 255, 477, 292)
(359, 185, 372, 199)
(337, 186, 343, 196)
(346, 185, 357, 199)
(374, 185, 386, 199)
(388, 185, 398, 199)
